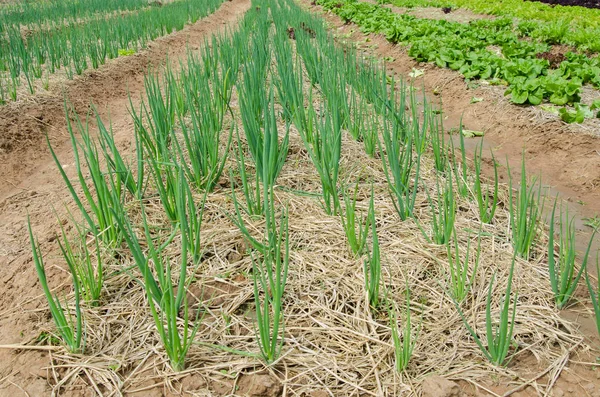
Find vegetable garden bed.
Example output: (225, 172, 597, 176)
(18, 0, 600, 395)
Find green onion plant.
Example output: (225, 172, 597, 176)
(96, 110, 145, 199)
(58, 221, 103, 307)
(299, 107, 342, 215)
(426, 168, 456, 245)
(144, 237, 201, 372)
(548, 200, 596, 309)
(446, 230, 481, 302)
(459, 258, 517, 367)
(473, 144, 499, 224)
(449, 125, 469, 198)
(232, 185, 290, 363)
(340, 181, 372, 256)
(28, 218, 83, 353)
(49, 102, 125, 247)
(174, 53, 233, 192)
(380, 111, 421, 221)
(585, 254, 600, 339)
(364, 197, 381, 309)
(508, 157, 544, 259)
(429, 111, 448, 173)
(388, 287, 417, 372)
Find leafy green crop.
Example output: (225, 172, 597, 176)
(559, 103, 595, 124)
(386, 0, 600, 52)
(315, 0, 600, 116)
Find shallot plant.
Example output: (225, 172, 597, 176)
(388, 287, 417, 372)
(548, 200, 595, 309)
(458, 258, 518, 367)
(340, 181, 372, 256)
(473, 144, 499, 224)
(28, 218, 83, 353)
(364, 196, 381, 309)
(508, 157, 543, 259)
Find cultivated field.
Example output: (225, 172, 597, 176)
(1, 0, 600, 396)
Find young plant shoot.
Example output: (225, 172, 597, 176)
(28, 218, 83, 353)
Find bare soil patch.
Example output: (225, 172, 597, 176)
(536, 44, 571, 68)
(407, 6, 495, 23)
(362, 0, 494, 22)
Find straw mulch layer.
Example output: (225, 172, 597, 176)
(37, 29, 589, 397)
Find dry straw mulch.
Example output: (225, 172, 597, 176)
(34, 34, 589, 397)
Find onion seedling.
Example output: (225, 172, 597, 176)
(364, 196, 381, 309)
(449, 124, 469, 198)
(508, 156, 544, 259)
(232, 127, 263, 217)
(273, 30, 307, 134)
(388, 286, 417, 372)
(473, 143, 499, 224)
(446, 229, 481, 302)
(174, 58, 233, 192)
(295, 29, 322, 86)
(458, 258, 517, 367)
(299, 107, 342, 216)
(58, 221, 103, 307)
(113, 167, 199, 308)
(380, 110, 421, 221)
(426, 168, 456, 245)
(233, 184, 290, 363)
(28, 217, 83, 353)
(234, 90, 289, 216)
(144, 153, 180, 222)
(251, 201, 290, 363)
(239, 82, 289, 192)
(429, 111, 448, 173)
(48, 102, 126, 247)
(130, 71, 176, 162)
(118, 173, 203, 371)
(144, 208, 202, 372)
(96, 110, 145, 200)
(548, 200, 596, 309)
(112, 205, 165, 306)
(340, 181, 372, 256)
(585, 254, 600, 339)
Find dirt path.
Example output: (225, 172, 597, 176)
(0, 1, 250, 395)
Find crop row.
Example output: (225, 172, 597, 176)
(26, 0, 599, 386)
(317, 0, 600, 122)
(0, 0, 225, 105)
(0, 0, 153, 33)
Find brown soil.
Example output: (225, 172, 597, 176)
(536, 44, 572, 68)
(0, 0, 250, 395)
(307, 0, 600, 395)
(406, 6, 495, 23)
